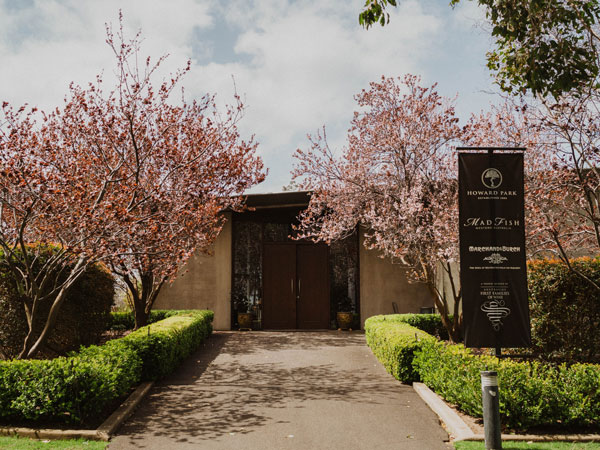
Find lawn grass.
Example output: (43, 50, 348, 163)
(454, 441, 600, 450)
(0, 436, 107, 449)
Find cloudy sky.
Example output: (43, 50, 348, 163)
(0, 0, 500, 192)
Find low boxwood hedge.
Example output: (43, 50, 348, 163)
(365, 314, 600, 430)
(0, 309, 213, 424)
(364, 315, 436, 383)
(108, 309, 196, 331)
(119, 310, 213, 380)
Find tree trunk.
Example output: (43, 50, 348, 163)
(21, 258, 87, 359)
(130, 271, 165, 330)
(133, 298, 150, 329)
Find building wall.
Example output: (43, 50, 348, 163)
(435, 261, 460, 315)
(359, 229, 435, 328)
(154, 212, 232, 330)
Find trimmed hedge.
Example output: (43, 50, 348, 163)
(119, 310, 214, 380)
(109, 309, 192, 330)
(528, 258, 600, 363)
(0, 339, 141, 423)
(365, 314, 600, 430)
(379, 313, 450, 340)
(414, 341, 600, 430)
(0, 309, 213, 424)
(364, 315, 436, 383)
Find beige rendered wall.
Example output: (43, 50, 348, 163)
(359, 229, 435, 328)
(154, 212, 232, 330)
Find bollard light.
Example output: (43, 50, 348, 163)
(481, 371, 502, 450)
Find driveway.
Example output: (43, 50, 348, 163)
(108, 331, 451, 450)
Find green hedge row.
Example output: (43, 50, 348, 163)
(119, 310, 214, 380)
(364, 315, 436, 383)
(377, 313, 450, 340)
(365, 314, 600, 430)
(109, 310, 196, 330)
(0, 310, 213, 424)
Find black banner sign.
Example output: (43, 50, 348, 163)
(458, 152, 531, 348)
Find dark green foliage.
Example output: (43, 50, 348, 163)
(364, 315, 436, 383)
(0, 247, 115, 360)
(528, 258, 600, 363)
(413, 340, 600, 430)
(0, 309, 213, 424)
(358, 0, 600, 98)
(0, 340, 141, 423)
(366, 314, 600, 430)
(480, 0, 600, 98)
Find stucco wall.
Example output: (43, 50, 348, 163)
(154, 212, 232, 330)
(435, 261, 460, 315)
(359, 229, 435, 328)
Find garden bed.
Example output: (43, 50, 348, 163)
(365, 314, 600, 433)
(0, 309, 213, 430)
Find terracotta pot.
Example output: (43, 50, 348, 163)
(337, 312, 353, 330)
(237, 312, 253, 329)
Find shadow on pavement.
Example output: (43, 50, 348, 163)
(113, 331, 407, 446)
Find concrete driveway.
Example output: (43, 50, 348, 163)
(108, 331, 451, 450)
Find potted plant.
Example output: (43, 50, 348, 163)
(336, 295, 354, 331)
(233, 293, 253, 330)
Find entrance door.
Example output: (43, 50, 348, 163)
(263, 244, 296, 329)
(262, 243, 329, 329)
(297, 244, 329, 329)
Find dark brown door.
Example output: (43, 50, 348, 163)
(297, 244, 329, 329)
(262, 243, 329, 329)
(262, 243, 296, 329)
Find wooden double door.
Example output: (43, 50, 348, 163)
(262, 243, 329, 329)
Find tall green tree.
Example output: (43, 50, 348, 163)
(359, 0, 600, 99)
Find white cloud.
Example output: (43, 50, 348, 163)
(188, 0, 449, 189)
(0, 0, 496, 192)
(0, 0, 211, 109)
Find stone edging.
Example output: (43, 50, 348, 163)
(0, 381, 154, 442)
(413, 382, 600, 443)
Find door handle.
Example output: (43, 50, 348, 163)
(297, 279, 301, 301)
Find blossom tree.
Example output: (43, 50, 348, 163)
(0, 101, 130, 359)
(520, 92, 600, 290)
(293, 75, 464, 341)
(293, 76, 546, 342)
(0, 14, 265, 358)
(52, 16, 265, 329)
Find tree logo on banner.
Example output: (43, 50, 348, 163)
(482, 168, 503, 188)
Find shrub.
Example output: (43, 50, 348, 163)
(364, 315, 436, 383)
(0, 340, 141, 423)
(0, 309, 213, 424)
(380, 313, 450, 340)
(108, 309, 194, 331)
(0, 246, 114, 359)
(120, 310, 213, 380)
(366, 314, 600, 430)
(528, 258, 600, 363)
(413, 340, 600, 430)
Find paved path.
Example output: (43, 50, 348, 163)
(108, 331, 451, 450)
